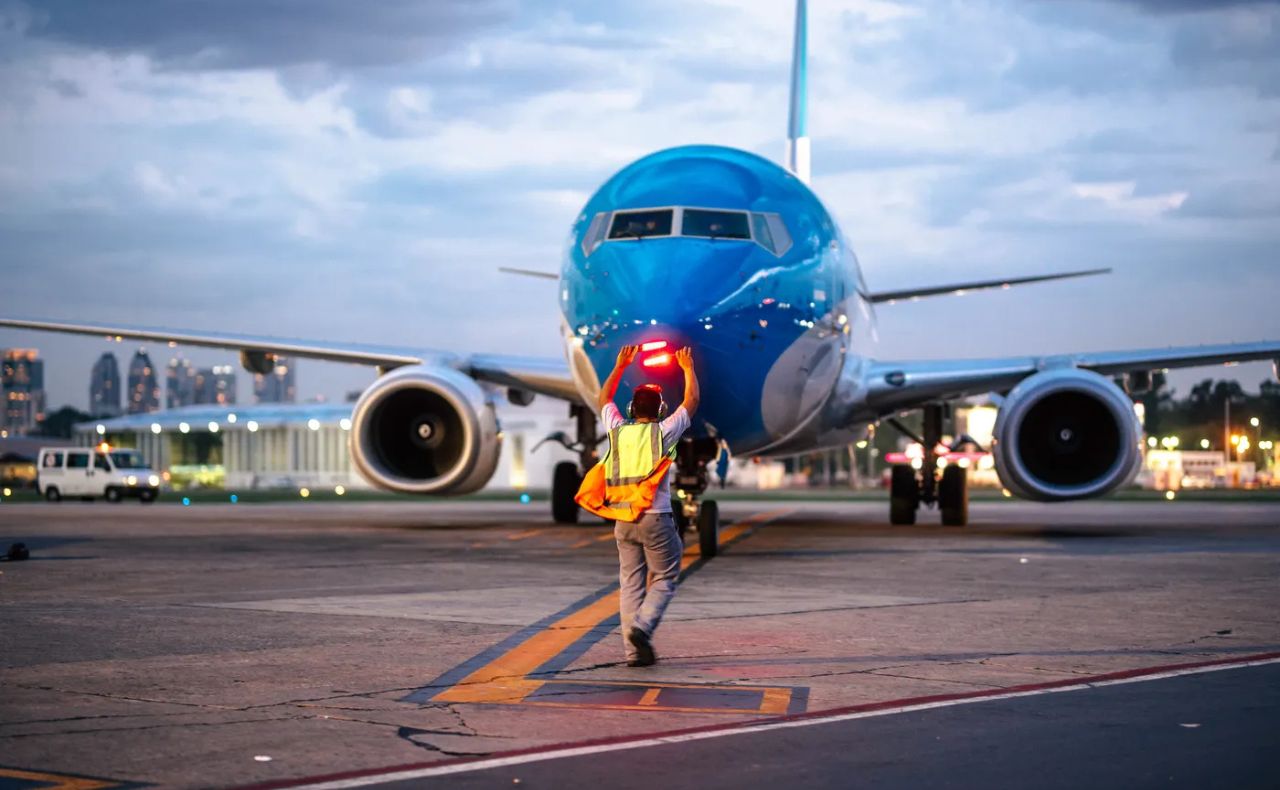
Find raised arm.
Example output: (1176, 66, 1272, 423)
(597, 345, 639, 411)
(676, 346, 699, 416)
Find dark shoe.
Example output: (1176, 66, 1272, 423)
(627, 628, 656, 666)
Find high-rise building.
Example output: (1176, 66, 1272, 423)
(194, 365, 236, 405)
(2, 348, 46, 435)
(89, 352, 121, 417)
(166, 356, 196, 409)
(254, 357, 297, 404)
(126, 349, 161, 414)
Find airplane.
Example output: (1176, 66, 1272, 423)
(4, 0, 1278, 555)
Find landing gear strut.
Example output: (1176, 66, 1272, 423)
(549, 405, 601, 524)
(887, 402, 969, 526)
(673, 437, 721, 557)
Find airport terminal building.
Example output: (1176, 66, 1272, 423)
(74, 401, 579, 493)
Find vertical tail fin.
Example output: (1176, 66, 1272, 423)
(786, 0, 810, 184)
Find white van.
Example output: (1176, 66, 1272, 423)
(37, 447, 160, 503)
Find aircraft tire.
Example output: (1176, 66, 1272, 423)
(551, 461, 581, 524)
(889, 465, 918, 526)
(697, 500, 719, 558)
(940, 465, 968, 526)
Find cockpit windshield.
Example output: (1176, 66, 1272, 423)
(608, 209, 673, 239)
(682, 209, 751, 240)
(588, 206, 792, 257)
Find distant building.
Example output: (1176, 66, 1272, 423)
(126, 349, 161, 414)
(194, 365, 236, 406)
(89, 352, 122, 417)
(253, 357, 296, 404)
(166, 356, 196, 409)
(2, 348, 46, 436)
(73, 399, 578, 493)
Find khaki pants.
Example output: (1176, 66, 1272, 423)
(615, 511, 681, 660)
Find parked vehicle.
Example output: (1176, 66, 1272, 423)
(37, 446, 160, 503)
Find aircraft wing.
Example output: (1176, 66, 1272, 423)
(864, 340, 1280, 415)
(863, 268, 1110, 304)
(0, 317, 583, 403)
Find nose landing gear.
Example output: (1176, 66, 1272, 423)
(887, 402, 970, 526)
(673, 436, 721, 557)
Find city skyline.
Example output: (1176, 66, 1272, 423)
(1, 348, 45, 435)
(89, 351, 120, 417)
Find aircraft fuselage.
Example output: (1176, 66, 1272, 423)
(559, 145, 876, 455)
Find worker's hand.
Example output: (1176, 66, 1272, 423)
(616, 345, 639, 367)
(676, 347, 693, 370)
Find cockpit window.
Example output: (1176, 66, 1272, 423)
(682, 209, 751, 240)
(581, 211, 610, 257)
(760, 212, 793, 256)
(597, 206, 793, 257)
(608, 209, 673, 239)
(750, 213, 774, 252)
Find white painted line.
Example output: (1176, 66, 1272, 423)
(280, 654, 1280, 789)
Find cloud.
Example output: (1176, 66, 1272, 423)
(15, 0, 515, 70)
(2, 0, 1278, 410)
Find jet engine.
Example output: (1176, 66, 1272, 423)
(349, 365, 501, 495)
(992, 368, 1143, 502)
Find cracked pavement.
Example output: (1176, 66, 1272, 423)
(2, 499, 1278, 787)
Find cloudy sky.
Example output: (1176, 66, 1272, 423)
(2, 0, 1278, 412)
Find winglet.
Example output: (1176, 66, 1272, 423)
(785, 0, 810, 184)
(865, 268, 1111, 305)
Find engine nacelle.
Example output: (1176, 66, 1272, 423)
(992, 368, 1143, 502)
(349, 365, 501, 495)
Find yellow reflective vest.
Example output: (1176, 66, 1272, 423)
(574, 421, 678, 521)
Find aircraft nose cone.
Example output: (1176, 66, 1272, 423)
(568, 239, 760, 340)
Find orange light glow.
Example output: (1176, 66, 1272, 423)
(642, 353, 672, 367)
(97, 442, 111, 453)
(640, 340, 668, 352)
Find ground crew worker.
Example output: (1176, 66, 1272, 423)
(596, 344, 699, 667)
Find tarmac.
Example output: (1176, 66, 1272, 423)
(1, 497, 1278, 788)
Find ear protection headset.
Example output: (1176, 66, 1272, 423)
(627, 383, 668, 420)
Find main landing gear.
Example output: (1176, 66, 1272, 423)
(549, 404, 602, 525)
(887, 402, 969, 527)
(673, 436, 721, 558)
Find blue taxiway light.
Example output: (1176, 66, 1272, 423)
(230, 494, 238, 504)
(182, 497, 191, 507)
(519, 492, 531, 504)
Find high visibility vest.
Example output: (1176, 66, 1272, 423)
(575, 421, 677, 521)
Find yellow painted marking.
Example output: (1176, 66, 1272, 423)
(518, 700, 771, 715)
(546, 677, 786, 692)
(569, 531, 614, 550)
(637, 687, 663, 706)
(470, 527, 544, 549)
(435, 508, 793, 707)
(434, 591, 622, 703)
(760, 686, 793, 715)
(0, 768, 119, 789)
